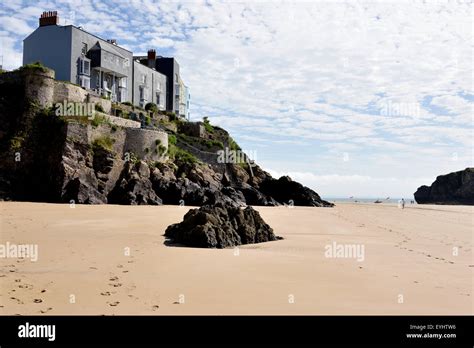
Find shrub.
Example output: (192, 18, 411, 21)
(91, 114, 109, 127)
(168, 134, 177, 145)
(92, 135, 114, 152)
(202, 117, 214, 133)
(18, 61, 48, 73)
(122, 101, 133, 107)
(229, 137, 241, 151)
(204, 139, 224, 149)
(145, 115, 151, 126)
(10, 135, 25, 151)
(158, 144, 167, 155)
(166, 111, 177, 121)
(167, 144, 198, 165)
(145, 102, 158, 113)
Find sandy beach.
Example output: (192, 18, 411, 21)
(0, 202, 472, 315)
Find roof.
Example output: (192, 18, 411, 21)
(89, 41, 126, 59)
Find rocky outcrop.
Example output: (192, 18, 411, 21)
(164, 202, 281, 248)
(259, 176, 334, 207)
(414, 168, 474, 205)
(108, 161, 162, 205)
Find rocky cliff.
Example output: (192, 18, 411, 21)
(0, 66, 333, 208)
(414, 168, 474, 205)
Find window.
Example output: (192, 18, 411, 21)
(139, 86, 148, 102)
(118, 77, 127, 88)
(81, 43, 88, 56)
(79, 76, 90, 89)
(156, 93, 160, 105)
(141, 74, 146, 84)
(124, 58, 129, 68)
(79, 58, 90, 76)
(119, 89, 126, 102)
(156, 81, 161, 91)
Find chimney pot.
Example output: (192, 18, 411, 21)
(39, 10, 59, 27)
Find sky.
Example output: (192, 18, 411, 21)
(0, 0, 472, 198)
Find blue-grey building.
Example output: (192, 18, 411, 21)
(23, 11, 133, 103)
(22, 11, 184, 113)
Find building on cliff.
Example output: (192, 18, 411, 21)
(134, 52, 190, 119)
(22, 11, 189, 116)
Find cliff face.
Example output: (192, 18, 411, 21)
(0, 67, 333, 207)
(414, 168, 474, 205)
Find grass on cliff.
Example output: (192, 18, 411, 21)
(92, 135, 115, 152)
(202, 116, 214, 133)
(167, 134, 198, 166)
(17, 62, 49, 73)
(91, 114, 114, 128)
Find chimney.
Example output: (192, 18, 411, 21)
(39, 11, 59, 27)
(147, 49, 156, 68)
(106, 39, 117, 45)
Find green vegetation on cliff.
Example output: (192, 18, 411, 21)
(92, 135, 115, 152)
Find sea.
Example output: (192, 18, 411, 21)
(325, 198, 417, 204)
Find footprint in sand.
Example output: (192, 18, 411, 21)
(18, 284, 32, 289)
(33, 299, 43, 303)
(108, 301, 120, 307)
(109, 283, 122, 288)
(109, 276, 119, 281)
(39, 307, 53, 314)
(10, 297, 24, 304)
(152, 305, 159, 311)
(122, 270, 129, 273)
(100, 291, 111, 296)
(117, 265, 123, 268)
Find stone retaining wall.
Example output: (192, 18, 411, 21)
(125, 128, 168, 162)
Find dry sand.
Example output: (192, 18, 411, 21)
(0, 202, 472, 315)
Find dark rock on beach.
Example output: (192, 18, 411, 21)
(258, 176, 334, 207)
(164, 202, 281, 248)
(414, 168, 474, 205)
(108, 161, 162, 205)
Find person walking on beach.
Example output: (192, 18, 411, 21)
(398, 198, 405, 209)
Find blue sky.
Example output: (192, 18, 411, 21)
(0, 0, 472, 198)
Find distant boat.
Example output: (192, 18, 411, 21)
(374, 199, 382, 203)
(385, 197, 390, 200)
